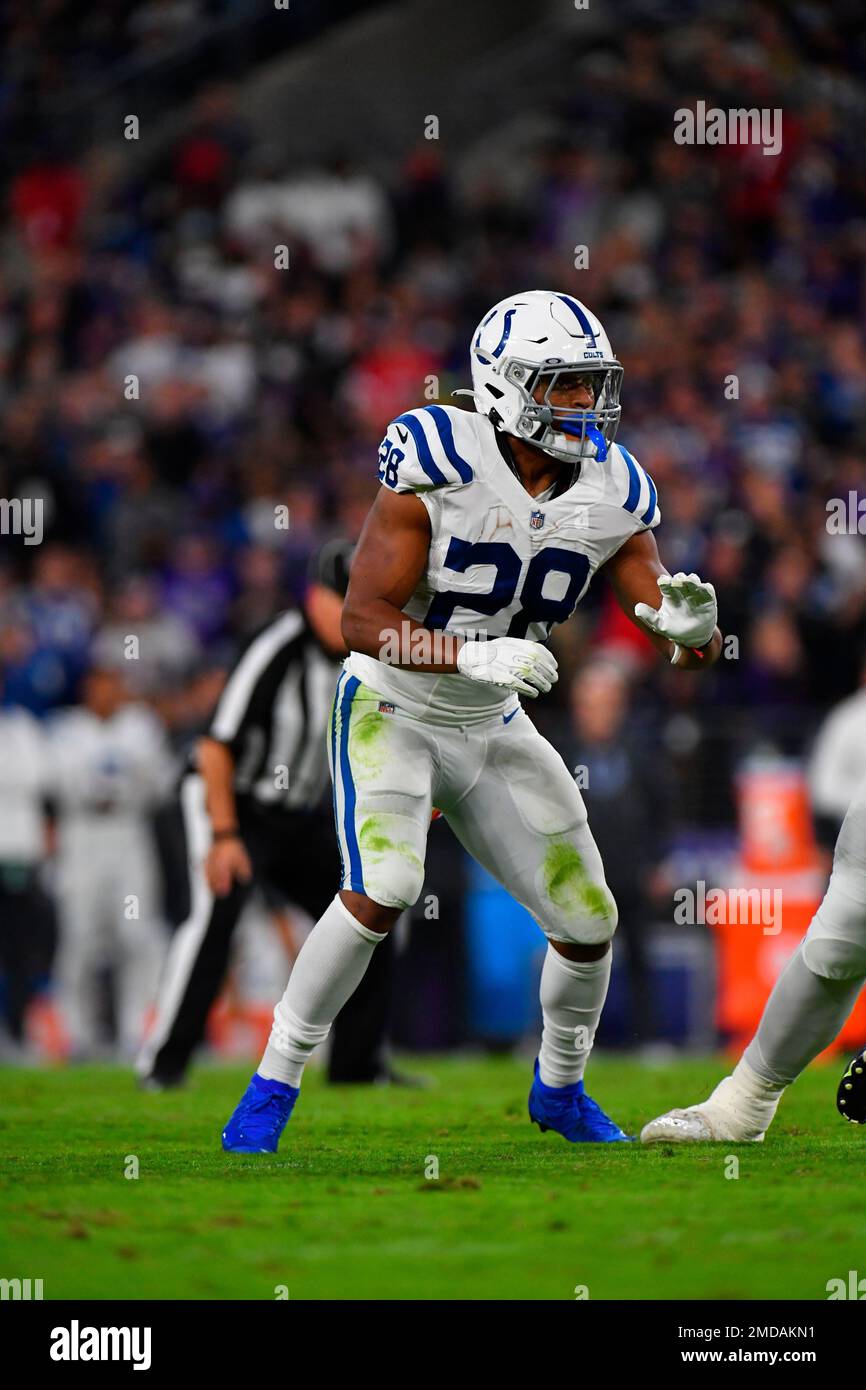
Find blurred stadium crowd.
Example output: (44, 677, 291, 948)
(1, 0, 865, 1057)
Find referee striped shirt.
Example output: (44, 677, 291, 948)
(207, 609, 340, 812)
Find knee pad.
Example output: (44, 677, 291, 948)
(541, 888, 619, 948)
(355, 813, 425, 911)
(533, 832, 619, 946)
(804, 872, 866, 981)
(802, 934, 866, 983)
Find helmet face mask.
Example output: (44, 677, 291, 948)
(505, 360, 623, 462)
(466, 291, 623, 464)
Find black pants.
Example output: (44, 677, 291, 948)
(606, 885, 656, 1046)
(0, 864, 57, 1042)
(142, 775, 392, 1084)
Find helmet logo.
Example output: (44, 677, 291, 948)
(490, 308, 517, 359)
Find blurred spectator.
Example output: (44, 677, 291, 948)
(92, 573, 202, 698)
(567, 663, 668, 1046)
(740, 609, 810, 752)
(10, 148, 86, 252)
(49, 667, 175, 1058)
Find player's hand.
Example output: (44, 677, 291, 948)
(633, 572, 717, 649)
(206, 836, 253, 897)
(456, 636, 558, 698)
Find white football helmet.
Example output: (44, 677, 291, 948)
(463, 290, 622, 462)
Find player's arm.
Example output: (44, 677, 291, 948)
(341, 488, 463, 672)
(341, 488, 557, 695)
(603, 530, 722, 670)
(197, 735, 252, 895)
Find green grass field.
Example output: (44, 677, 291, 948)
(1, 1056, 862, 1301)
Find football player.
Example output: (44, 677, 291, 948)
(642, 777, 866, 1144)
(222, 290, 721, 1153)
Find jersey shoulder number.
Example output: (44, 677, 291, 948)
(377, 405, 475, 494)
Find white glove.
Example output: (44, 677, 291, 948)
(634, 572, 717, 651)
(456, 636, 558, 698)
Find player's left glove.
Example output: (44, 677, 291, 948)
(634, 572, 717, 653)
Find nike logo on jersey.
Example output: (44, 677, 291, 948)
(395, 425, 409, 443)
(503, 708, 519, 725)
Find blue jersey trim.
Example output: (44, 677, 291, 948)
(619, 444, 642, 513)
(618, 444, 658, 526)
(424, 406, 473, 483)
(394, 412, 449, 486)
(640, 471, 658, 525)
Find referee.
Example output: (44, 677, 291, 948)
(136, 542, 395, 1089)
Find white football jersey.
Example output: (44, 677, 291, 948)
(345, 403, 661, 725)
(48, 705, 175, 815)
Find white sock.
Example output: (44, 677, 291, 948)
(258, 894, 387, 1087)
(701, 1057, 785, 1137)
(537, 943, 612, 1088)
(730, 1055, 786, 1106)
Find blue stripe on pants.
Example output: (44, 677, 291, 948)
(329, 673, 347, 885)
(337, 674, 364, 893)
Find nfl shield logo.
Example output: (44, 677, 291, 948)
(530, 510, 545, 530)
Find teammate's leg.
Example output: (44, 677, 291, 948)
(642, 781, 866, 1142)
(222, 679, 435, 1150)
(443, 709, 628, 1142)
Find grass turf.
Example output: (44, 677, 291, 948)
(0, 1055, 862, 1301)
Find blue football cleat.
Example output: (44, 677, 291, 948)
(528, 1059, 634, 1143)
(222, 1073, 299, 1153)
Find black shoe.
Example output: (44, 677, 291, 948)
(837, 1050, 866, 1123)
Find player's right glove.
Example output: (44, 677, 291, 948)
(456, 636, 558, 698)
